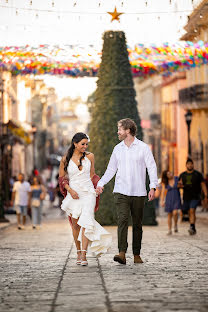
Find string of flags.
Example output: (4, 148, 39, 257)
(0, 41, 207, 78)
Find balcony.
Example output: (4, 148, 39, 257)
(179, 84, 208, 109)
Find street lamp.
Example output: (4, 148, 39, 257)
(185, 110, 193, 157)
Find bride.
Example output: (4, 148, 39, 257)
(59, 132, 112, 266)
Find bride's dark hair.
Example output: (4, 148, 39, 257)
(64, 132, 88, 172)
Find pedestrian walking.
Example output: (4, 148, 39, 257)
(31, 177, 46, 229)
(201, 174, 208, 212)
(161, 170, 181, 235)
(96, 118, 158, 265)
(11, 173, 31, 230)
(178, 158, 208, 235)
(59, 132, 112, 266)
(9, 176, 16, 201)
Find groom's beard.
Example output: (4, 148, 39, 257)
(118, 134, 127, 141)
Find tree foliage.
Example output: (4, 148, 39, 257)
(89, 31, 143, 225)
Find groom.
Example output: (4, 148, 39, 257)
(96, 118, 158, 264)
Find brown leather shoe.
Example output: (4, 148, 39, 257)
(134, 255, 143, 264)
(113, 252, 126, 265)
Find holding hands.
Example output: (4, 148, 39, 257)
(96, 186, 104, 195)
(177, 180, 184, 188)
(67, 185, 102, 199)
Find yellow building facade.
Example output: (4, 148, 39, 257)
(180, 0, 208, 175)
(161, 73, 188, 175)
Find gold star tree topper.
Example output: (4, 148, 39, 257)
(107, 7, 123, 22)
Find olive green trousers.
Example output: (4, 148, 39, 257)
(114, 193, 145, 255)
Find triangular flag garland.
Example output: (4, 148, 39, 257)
(0, 41, 207, 78)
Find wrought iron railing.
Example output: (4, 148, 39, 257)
(179, 84, 208, 104)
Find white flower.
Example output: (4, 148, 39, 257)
(86, 134, 90, 142)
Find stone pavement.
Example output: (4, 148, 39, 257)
(0, 208, 208, 312)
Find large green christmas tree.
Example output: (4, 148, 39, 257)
(89, 31, 142, 225)
(89, 30, 157, 226)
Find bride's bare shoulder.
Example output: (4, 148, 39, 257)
(86, 152, 94, 160)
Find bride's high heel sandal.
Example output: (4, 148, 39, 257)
(76, 250, 82, 265)
(81, 250, 88, 266)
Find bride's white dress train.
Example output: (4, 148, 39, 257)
(61, 156, 112, 255)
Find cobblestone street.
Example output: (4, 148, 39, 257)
(0, 208, 208, 312)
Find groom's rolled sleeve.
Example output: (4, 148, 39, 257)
(97, 150, 118, 188)
(144, 145, 158, 190)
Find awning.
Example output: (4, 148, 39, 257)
(7, 120, 32, 145)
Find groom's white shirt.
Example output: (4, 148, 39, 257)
(97, 137, 158, 196)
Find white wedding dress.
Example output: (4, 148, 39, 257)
(61, 156, 112, 255)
